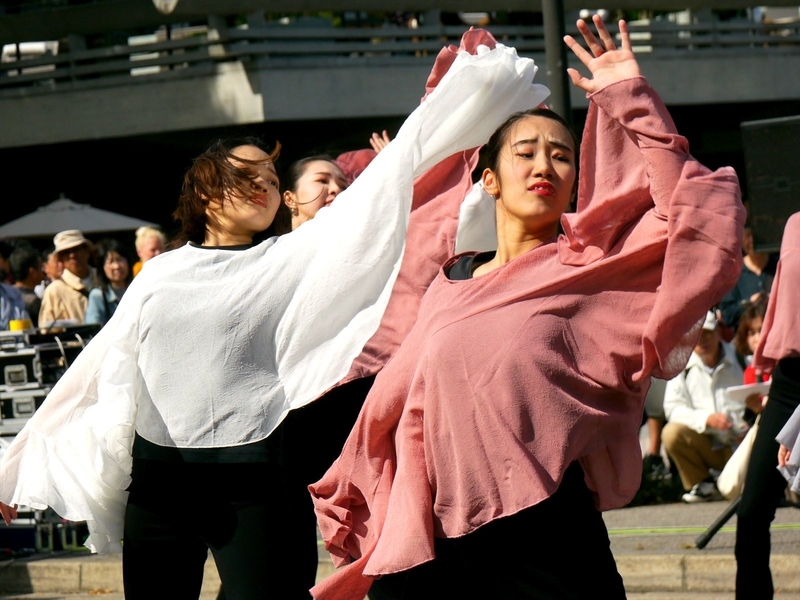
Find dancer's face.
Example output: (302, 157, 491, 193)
(206, 145, 282, 238)
(284, 160, 348, 229)
(483, 116, 576, 238)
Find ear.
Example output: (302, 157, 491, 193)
(283, 190, 296, 208)
(482, 168, 500, 198)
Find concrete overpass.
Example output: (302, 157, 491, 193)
(1, 15, 798, 149)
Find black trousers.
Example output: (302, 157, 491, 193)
(735, 358, 800, 600)
(368, 462, 626, 600)
(123, 458, 314, 600)
(281, 375, 377, 588)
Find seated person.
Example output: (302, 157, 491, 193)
(663, 311, 746, 502)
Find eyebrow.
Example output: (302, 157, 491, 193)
(513, 138, 574, 153)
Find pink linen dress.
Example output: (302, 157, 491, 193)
(310, 76, 746, 600)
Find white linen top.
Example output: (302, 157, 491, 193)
(0, 42, 549, 553)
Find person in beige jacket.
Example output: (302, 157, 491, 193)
(39, 230, 98, 327)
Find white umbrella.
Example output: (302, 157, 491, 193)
(0, 197, 157, 239)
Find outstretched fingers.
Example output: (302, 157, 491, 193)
(618, 19, 632, 52)
(593, 14, 617, 51)
(564, 33, 594, 71)
(563, 17, 641, 93)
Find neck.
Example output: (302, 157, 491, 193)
(291, 214, 309, 231)
(16, 278, 37, 289)
(744, 253, 768, 274)
(68, 267, 89, 279)
(478, 215, 558, 275)
(203, 227, 253, 247)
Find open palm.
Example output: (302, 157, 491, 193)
(564, 16, 642, 94)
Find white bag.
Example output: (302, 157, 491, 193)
(717, 416, 760, 500)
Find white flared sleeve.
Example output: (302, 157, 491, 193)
(268, 43, 549, 410)
(777, 405, 800, 493)
(0, 284, 143, 554)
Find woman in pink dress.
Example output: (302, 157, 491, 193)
(310, 17, 746, 600)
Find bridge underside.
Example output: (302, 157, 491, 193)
(2, 50, 799, 150)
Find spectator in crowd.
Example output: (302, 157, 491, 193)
(39, 230, 98, 327)
(719, 223, 776, 333)
(734, 296, 768, 375)
(42, 247, 63, 284)
(0, 279, 29, 330)
(85, 239, 134, 327)
(663, 311, 746, 502)
(132, 226, 165, 277)
(0, 240, 14, 283)
(9, 243, 44, 326)
(733, 296, 769, 422)
(35, 246, 63, 300)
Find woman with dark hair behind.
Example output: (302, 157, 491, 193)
(85, 239, 134, 326)
(0, 42, 543, 599)
(281, 154, 349, 232)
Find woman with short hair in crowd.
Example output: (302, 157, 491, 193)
(85, 239, 134, 327)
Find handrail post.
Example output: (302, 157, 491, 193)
(542, 0, 572, 128)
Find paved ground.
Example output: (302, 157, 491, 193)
(0, 499, 798, 598)
(2, 422, 799, 597)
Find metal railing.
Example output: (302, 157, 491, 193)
(1, 20, 798, 96)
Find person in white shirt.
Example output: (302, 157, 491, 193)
(663, 310, 746, 502)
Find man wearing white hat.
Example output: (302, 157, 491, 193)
(38, 230, 99, 327)
(662, 310, 746, 502)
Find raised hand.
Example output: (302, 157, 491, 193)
(369, 130, 392, 154)
(563, 15, 642, 94)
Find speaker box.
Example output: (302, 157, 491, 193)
(740, 115, 800, 253)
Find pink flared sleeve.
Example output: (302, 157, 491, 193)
(754, 212, 800, 372)
(560, 77, 745, 383)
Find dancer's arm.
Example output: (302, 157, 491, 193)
(564, 17, 691, 220)
(265, 41, 547, 410)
